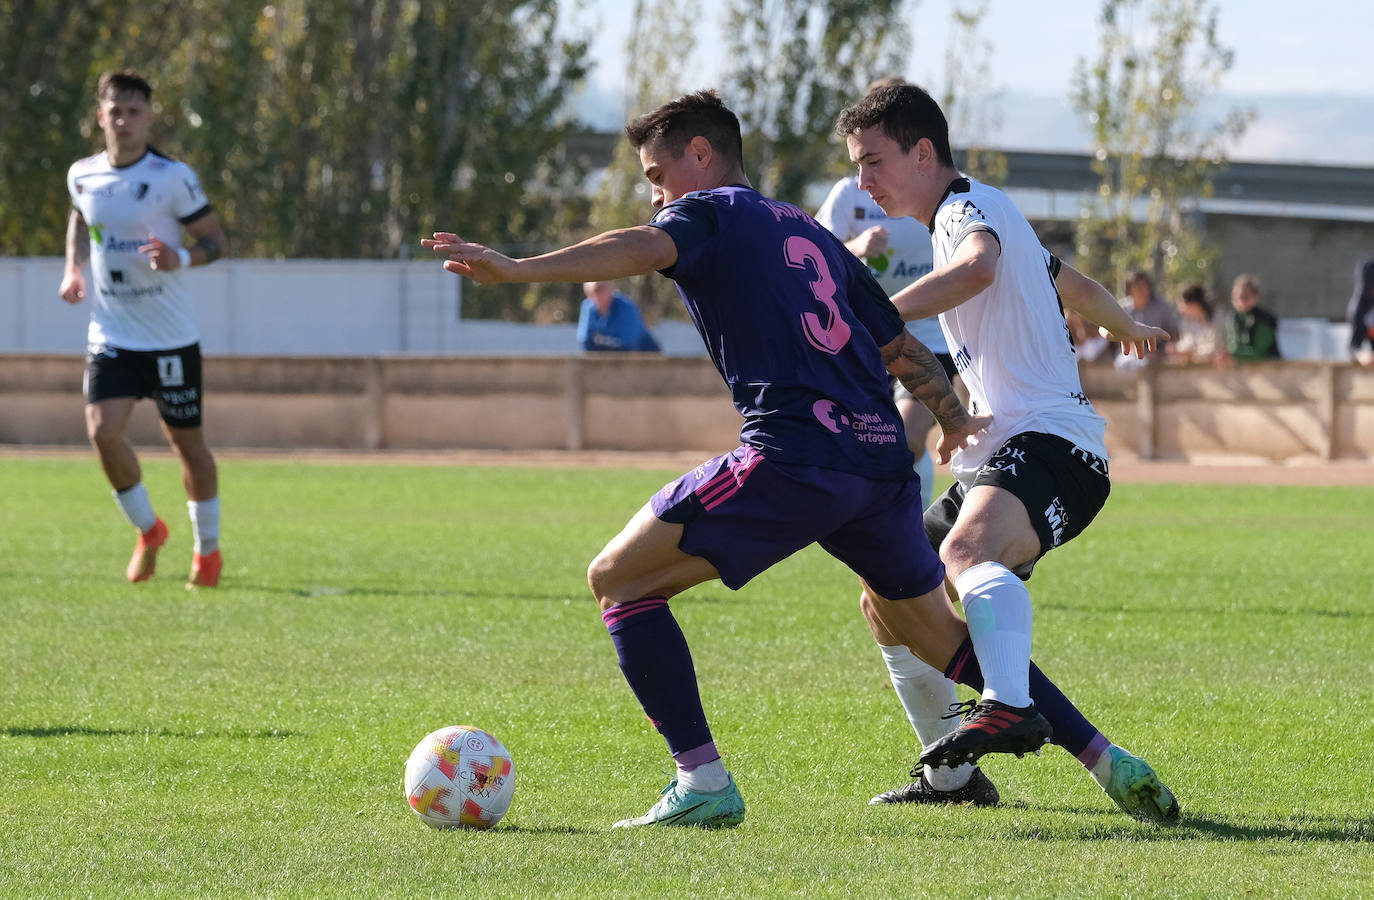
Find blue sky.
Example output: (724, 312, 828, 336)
(567, 0, 1374, 165)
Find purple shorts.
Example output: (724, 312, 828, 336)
(650, 445, 945, 598)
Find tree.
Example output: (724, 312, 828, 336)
(721, 0, 913, 206)
(0, 0, 591, 328)
(583, 0, 698, 323)
(1071, 0, 1251, 295)
(939, 0, 1007, 185)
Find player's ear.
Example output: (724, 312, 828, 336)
(915, 137, 933, 166)
(688, 135, 713, 168)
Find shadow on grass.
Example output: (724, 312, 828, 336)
(1015, 801, 1374, 843)
(231, 582, 734, 605)
(1036, 600, 1369, 620)
(477, 824, 592, 835)
(2, 725, 302, 739)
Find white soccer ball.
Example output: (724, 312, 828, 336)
(403, 725, 516, 829)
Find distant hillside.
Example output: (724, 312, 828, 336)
(572, 85, 1374, 168)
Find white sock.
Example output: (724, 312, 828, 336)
(913, 449, 935, 510)
(677, 758, 729, 793)
(956, 561, 1033, 708)
(114, 483, 157, 533)
(187, 497, 220, 555)
(878, 643, 974, 791)
(1089, 743, 1125, 790)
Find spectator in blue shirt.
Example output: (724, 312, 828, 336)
(578, 280, 661, 352)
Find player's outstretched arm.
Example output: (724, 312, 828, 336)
(882, 331, 992, 464)
(888, 231, 999, 322)
(59, 207, 89, 304)
(423, 227, 678, 285)
(1055, 261, 1169, 359)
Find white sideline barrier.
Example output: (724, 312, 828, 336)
(0, 257, 705, 357)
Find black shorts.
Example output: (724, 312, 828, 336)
(83, 342, 205, 428)
(923, 431, 1110, 580)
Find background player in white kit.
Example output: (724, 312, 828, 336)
(835, 83, 1178, 821)
(59, 70, 229, 588)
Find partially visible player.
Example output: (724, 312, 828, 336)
(60, 70, 228, 588)
(815, 77, 950, 512)
(836, 82, 1179, 822)
(425, 90, 1177, 828)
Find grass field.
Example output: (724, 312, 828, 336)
(2, 456, 1372, 898)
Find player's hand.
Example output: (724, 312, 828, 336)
(59, 271, 86, 304)
(422, 232, 519, 284)
(139, 235, 181, 270)
(851, 225, 889, 259)
(935, 413, 993, 465)
(1098, 321, 1171, 359)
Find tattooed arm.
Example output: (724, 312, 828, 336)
(881, 330, 991, 464)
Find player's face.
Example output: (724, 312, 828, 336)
(847, 127, 924, 219)
(97, 91, 152, 153)
(639, 138, 705, 209)
(1232, 284, 1257, 311)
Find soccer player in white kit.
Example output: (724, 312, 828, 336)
(835, 83, 1180, 822)
(59, 70, 229, 588)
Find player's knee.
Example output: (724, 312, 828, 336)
(939, 536, 979, 581)
(586, 553, 618, 612)
(86, 416, 119, 447)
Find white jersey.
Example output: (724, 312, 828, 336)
(930, 176, 1108, 487)
(67, 148, 211, 350)
(815, 176, 947, 353)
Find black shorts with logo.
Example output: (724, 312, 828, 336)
(923, 431, 1111, 580)
(84, 342, 205, 428)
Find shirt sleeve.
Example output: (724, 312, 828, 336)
(940, 196, 999, 252)
(844, 253, 906, 348)
(576, 300, 594, 350)
(173, 162, 213, 224)
(814, 179, 856, 240)
(647, 196, 719, 278)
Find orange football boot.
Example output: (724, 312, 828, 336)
(187, 549, 222, 588)
(126, 518, 169, 583)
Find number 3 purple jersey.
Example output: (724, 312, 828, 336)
(648, 185, 916, 481)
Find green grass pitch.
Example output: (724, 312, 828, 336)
(2, 456, 1372, 898)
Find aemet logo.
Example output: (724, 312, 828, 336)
(104, 232, 145, 253)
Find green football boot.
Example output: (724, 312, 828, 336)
(1102, 746, 1180, 824)
(612, 775, 746, 829)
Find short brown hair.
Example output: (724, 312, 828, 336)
(834, 83, 954, 165)
(97, 69, 152, 102)
(625, 90, 743, 169)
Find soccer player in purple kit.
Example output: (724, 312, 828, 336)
(424, 91, 1172, 828)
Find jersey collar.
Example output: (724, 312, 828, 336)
(927, 176, 972, 231)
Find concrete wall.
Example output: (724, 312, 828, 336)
(3, 354, 1373, 464)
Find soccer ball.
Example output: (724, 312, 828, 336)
(403, 725, 516, 829)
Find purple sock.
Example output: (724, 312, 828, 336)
(602, 597, 714, 758)
(945, 637, 1107, 765)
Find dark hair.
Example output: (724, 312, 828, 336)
(864, 76, 909, 93)
(1126, 269, 1154, 290)
(97, 69, 152, 102)
(625, 90, 743, 169)
(1180, 283, 1212, 318)
(833, 83, 954, 165)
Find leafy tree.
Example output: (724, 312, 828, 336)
(583, 0, 698, 323)
(0, 0, 591, 326)
(939, 0, 1007, 185)
(721, 0, 913, 205)
(1071, 0, 1251, 294)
